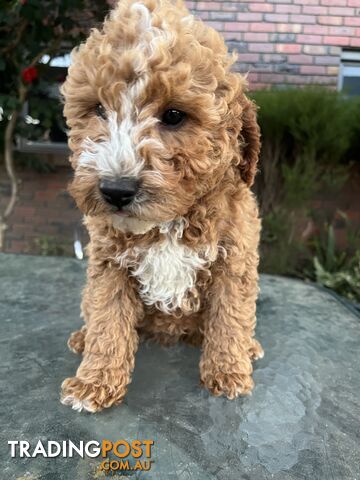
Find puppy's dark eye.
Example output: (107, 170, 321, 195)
(161, 109, 186, 127)
(95, 103, 107, 120)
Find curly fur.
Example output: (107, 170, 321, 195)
(60, 0, 263, 412)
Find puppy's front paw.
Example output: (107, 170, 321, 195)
(248, 338, 264, 361)
(61, 376, 125, 413)
(67, 327, 87, 354)
(201, 370, 254, 399)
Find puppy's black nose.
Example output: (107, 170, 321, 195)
(99, 177, 139, 209)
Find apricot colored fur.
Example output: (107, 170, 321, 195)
(60, 0, 263, 412)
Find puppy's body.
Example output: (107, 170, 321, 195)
(61, 0, 263, 412)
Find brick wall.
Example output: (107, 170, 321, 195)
(187, 0, 360, 88)
(0, 165, 82, 255)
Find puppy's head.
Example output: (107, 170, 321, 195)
(62, 0, 260, 227)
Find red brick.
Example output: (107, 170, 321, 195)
(224, 22, 248, 32)
(300, 65, 327, 74)
(323, 35, 350, 46)
(303, 45, 327, 54)
(284, 74, 311, 84)
(250, 83, 269, 90)
(248, 3, 274, 12)
(205, 21, 223, 30)
(13, 206, 36, 217)
(277, 23, 302, 33)
(34, 191, 59, 201)
(243, 32, 269, 42)
(297, 34, 323, 43)
(247, 72, 259, 83)
(270, 32, 297, 41)
(11, 224, 35, 234)
(294, 0, 318, 4)
(276, 43, 302, 53)
(264, 13, 289, 22)
(320, 0, 347, 5)
(311, 75, 338, 85)
(329, 7, 355, 15)
(248, 43, 275, 52)
(290, 14, 317, 23)
(350, 37, 360, 47)
(328, 26, 354, 36)
(198, 11, 210, 20)
(348, 0, 360, 5)
(8, 241, 29, 252)
(315, 55, 340, 65)
(223, 31, 244, 40)
(236, 12, 263, 21)
(225, 22, 249, 32)
(302, 6, 327, 14)
(327, 66, 339, 75)
(250, 22, 276, 32)
(318, 16, 343, 25)
(264, 53, 288, 63)
(195, 2, 222, 10)
(47, 182, 67, 190)
(258, 73, 287, 83)
(238, 53, 262, 62)
(209, 11, 235, 21)
(303, 25, 329, 34)
(276, 4, 301, 13)
(344, 17, 360, 27)
(328, 46, 341, 55)
(288, 54, 314, 64)
(221, 2, 245, 11)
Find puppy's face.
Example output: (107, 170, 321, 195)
(63, 0, 259, 225)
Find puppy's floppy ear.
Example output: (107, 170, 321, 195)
(237, 97, 261, 187)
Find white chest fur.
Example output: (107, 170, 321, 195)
(131, 237, 208, 313)
(116, 222, 215, 314)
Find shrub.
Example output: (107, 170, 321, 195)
(252, 88, 359, 302)
(310, 218, 360, 302)
(251, 88, 354, 215)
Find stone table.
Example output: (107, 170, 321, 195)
(0, 253, 359, 480)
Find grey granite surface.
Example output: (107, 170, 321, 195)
(0, 253, 359, 480)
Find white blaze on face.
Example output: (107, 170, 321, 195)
(78, 3, 179, 180)
(78, 90, 143, 178)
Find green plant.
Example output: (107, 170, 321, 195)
(251, 88, 354, 216)
(313, 255, 360, 303)
(308, 213, 360, 302)
(33, 235, 72, 257)
(260, 207, 310, 276)
(253, 88, 359, 302)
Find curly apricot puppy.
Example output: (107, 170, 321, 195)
(61, 0, 263, 412)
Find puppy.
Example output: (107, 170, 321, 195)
(61, 0, 263, 412)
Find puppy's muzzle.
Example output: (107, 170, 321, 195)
(99, 177, 139, 209)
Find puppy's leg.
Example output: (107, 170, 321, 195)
(61, 266, 142, 412)
(200, 255, 263, 399)
(67, 283, 92, 354)
(68, 325, 87, 354)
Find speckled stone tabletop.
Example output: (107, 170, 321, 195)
(0, 253, 359, 480)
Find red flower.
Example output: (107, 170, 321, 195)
(21, 66, 38, 84)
